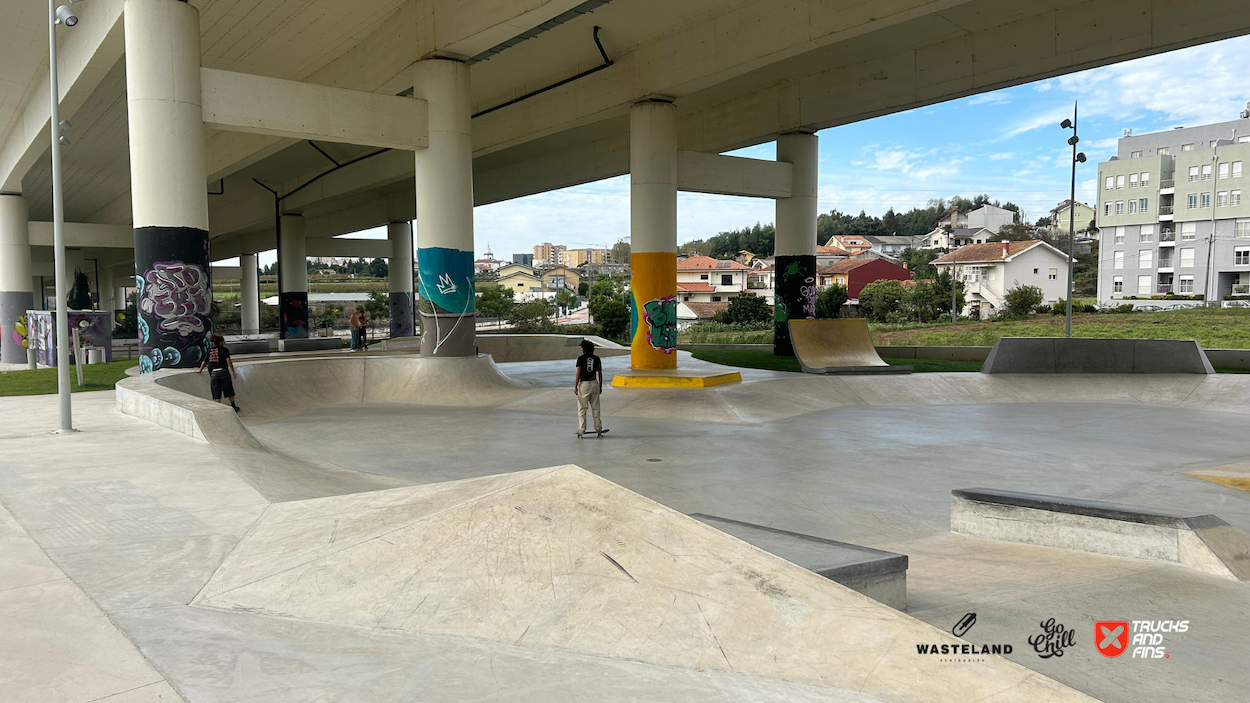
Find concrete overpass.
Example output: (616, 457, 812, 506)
(2, 0, 1249, 367)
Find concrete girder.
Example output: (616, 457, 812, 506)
(676, 150, 792, 199)
(0, 0, 125, 193)
(28, 221, 132, 248)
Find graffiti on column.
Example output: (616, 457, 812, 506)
(280, 292, 310, 339)
(773, 254, 816, 356)
(416, 247, 475, 314)
(642, 295, 678, 353)
(389, 292, 414, 337)
(0, 291, 34, 363)
(134, 227, 212, 373)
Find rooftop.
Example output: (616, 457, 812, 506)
(676, 256, 751, 271)
(933, 240, 1045, 264)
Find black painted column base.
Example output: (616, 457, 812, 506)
(134, 226, 212, 373)
(280, 292, 310, 339)
(773, 254, 817, 357)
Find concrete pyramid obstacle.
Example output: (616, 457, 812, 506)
(196, 466, 1096, 702)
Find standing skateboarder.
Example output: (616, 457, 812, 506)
(574, 339, 606, 438)
(195, 334, 240, 412)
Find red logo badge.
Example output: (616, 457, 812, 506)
(1096, 620, 1129, 658)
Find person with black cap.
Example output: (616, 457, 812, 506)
(574, 339, 606, 437)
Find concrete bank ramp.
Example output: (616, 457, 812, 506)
(788, 319, 910, 374)
(195, 465, 1097, 703)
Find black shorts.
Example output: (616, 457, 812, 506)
(209, 369, 235, 400)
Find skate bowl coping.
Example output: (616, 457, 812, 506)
(981, 337, 1215, 374)
(376, 333, 628, 362)
(787, 318, 912, 374)
(951, 488, 1250, 581)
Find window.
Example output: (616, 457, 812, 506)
(1158, 147, 1171, 155)
(1189, 166, 1200, 182)
(1140, 250, 1153, 268)
(1141, 172, 1150, 187)
(1114, 251, 1124, 269)
(1233, 190, 1242, 206)
(1201, 192, 1211, 208)
(1116, 201, 1125, 214)
(1048, 268, 1058, 280)
(1113, 276, 1124, 293)
(1181, 222, 1197, 241)
(1128, 200, 1137, 214)
(1158, 250, 1173, 267)
(1131, 150, 1143, 158)
(1219, 191, 1230, 206)
(1202, 164, 1213, 181)
(1104, 202, 1112, 216)
(1116, 175, 1125, 189)
(720, 274, 733, 285)
(1114, 227, 1125, 244)
(711, 296, 722, 302)
(1235, 161, 1244, 178)
(1220, 162, 1230, 179)
(1182, 143, 1195, 152)
(1187, 194, 1198, 209)
(1237, 247, 1250, 266)
(699, 273, 708, 280)
(1139, 228, 1153, 243)
(1240, 138, 1250, 145)
(1237, 220, 1250, 238)
(1033, 268, 1039, 274)
(1138, 275, 1152, 294)
(1129, 173, 1139, 188)
(1140, 198, 1149, 212)
(1180, 248, 1195, 267)
(1105, 176, 1114, 190)
(1179, 275, 1194, 293)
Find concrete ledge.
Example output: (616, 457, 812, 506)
(691, 513, 907, 610)
(611, 370, 742, 388)
(981, 337, 1215, 374)
(226, 340, 271, 355)
(1205, 348, 1250, 370)
(278, 338, 344, 352)
(951, 488, 1250, 581)
(115, 370, 263, 450)
(876, 345, 992, 362)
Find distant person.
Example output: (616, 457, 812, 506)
(574, 339, 605, 437)
(196, 334, 239, 412)
(350, 306, 368, 351)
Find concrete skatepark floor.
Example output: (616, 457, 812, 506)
(3, 353, 1250, 702)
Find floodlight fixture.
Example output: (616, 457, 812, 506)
(55, 5, 77, 25)
(59, 136, 71, 147)
(1067, 135, 1080, 146)
(59, 119, 71, 131)
(1076, 152, 1087, 163)
(1060, 118, 1073, 129)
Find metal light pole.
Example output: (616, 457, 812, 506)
(48, 0, 86, 433)
(1060, 103, 1087, 339)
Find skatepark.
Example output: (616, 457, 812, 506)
(5, 0, 1250, 701)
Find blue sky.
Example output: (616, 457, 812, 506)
(326, 34, 1250, 263)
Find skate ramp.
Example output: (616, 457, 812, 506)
(788, 319, 910, 374)
(194, 465, 1096, 703)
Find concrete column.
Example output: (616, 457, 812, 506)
(0, 194, 34, 364)
(239, 252, 260, 335)
(98, 266, 115, 312)
(387, 221, 415, 337)
(125, 0, 212, 373)
(278, 215, 308, 339)
(628, 100, 679, 369)
(412, 59, 476, 357)
(773, 132, 819, 356)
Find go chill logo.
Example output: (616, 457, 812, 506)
(1096, 620, 1188, 659)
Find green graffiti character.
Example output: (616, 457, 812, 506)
(642, 296, 677, 352)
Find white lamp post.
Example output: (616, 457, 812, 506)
(48, 0, 87, 433)
(1060, 103, 1087, 339)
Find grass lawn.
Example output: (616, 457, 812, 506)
(688, 347, 983, 373)
(0, 359, 141, 397)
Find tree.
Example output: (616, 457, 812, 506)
(507, 298, 556, 332)
(898, 247, 940, 279)
(367, 258, 388, 278)
(68, 270, 92, 310)
(554, 288, 578, 318)
(577, 280, 589, 296)
(1002, 284, 1044, 318)
(930, 268, 965, 319)
(858, 279, 907, 322)
(476, 284, 515, 327)
(589, 295, 630, 342)
(997, 223, 1035, 241)
(1035, 216, 1053, 228)
(611, 241, 631, 264)
(364, 290, 389, 326)
(722, 293, 771, 325)
(590, 277, 616, 300)
(815, 285, 848, 319)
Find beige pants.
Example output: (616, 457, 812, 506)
(577, 382, 602, 433)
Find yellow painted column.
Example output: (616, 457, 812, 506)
(628, 101, 678, 369)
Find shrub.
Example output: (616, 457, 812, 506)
(816, 285, 849, 319)
(588, 295, 630, 341)
(506, 298, 556, 332)
(858, 280, 906, 322)
(723, 293, 772, 325)
(1002, 284, 1044, 318)
(1112, 304, 1135, 314)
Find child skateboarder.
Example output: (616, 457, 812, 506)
(196, 334, 240, 412)
(574, 339, 606, 438)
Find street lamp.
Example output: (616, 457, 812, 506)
(1060, 103, 1086, 339)
(49, 0, 88, 433)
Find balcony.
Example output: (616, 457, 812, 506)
(1159, 230, 1175, 241)
(1159, 205, 1174, 214)
(1234, 284, 1250, 296)
(1157, 285, 1173, 294)
(1160, 179, 1175, 189)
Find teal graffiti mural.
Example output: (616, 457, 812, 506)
(417, 247, 475, 314)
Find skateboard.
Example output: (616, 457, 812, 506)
(577, 429, 610, 439)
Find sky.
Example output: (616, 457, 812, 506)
(259, 34, 1250, 266)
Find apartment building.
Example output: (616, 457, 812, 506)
(559, 248, 612, 267)
(533, 242, 566, 267)
(1096, 117, 1250, 304)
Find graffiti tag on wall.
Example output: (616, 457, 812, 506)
(140, 262, 211, 337)
(642, 295, 677, 353)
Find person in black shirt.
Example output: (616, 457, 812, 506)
(196, 334, 239, 412)
(574, 339, 603, 436)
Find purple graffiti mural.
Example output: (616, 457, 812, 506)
(140, 262, 211, 338)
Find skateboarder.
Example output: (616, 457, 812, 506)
(195, 334, 240, 412)
(349, 306, 368, 351)
(574, 339, 605, 437)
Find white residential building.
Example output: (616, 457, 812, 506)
(922, 227, 996, 251)
(933, 240, 1072, 319)
(935, 204, 1017, 233)
(676, 256, 751, 303)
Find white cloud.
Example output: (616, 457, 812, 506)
(988, 152, 1014, 161)
(968, 93, 1012, 106)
